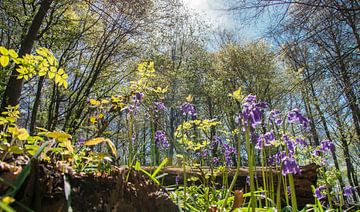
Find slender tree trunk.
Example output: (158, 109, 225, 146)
(301, 89, 319, 146)
(335, 113, 360, 200)
(30, 76, 45, 135)
(0, 0, 53, 112)
(306, 69, 345, 189)
(168, 107, 176, 165)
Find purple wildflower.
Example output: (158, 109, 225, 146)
(76, 137, 85, 146)
(135, 92, 144, 101)
(180, 102, 196, 117)
(269, 151, 287, 166)
(241, 94, 268, 129)
(288, 108, 309, 128)
(296, 138, 308, 146)
(222, 143, 235, 166)
(313, 149, 322, 157)
(283, 135, 295, 153)
(320, 140, 335, 152)
(282, 156, 301, 176)
(314, 185, 327, 200)
(211, 136, 221, 149)
(269, 109, 282, 125)
(245, 94, 257, 103)
(154, 130, 169, 150)
(175, 175, 180, 186)
(154, 102, 166, 112)
(255, 132, 274, 149)
(212, 157, 220, 166)
(246, 175, 257, 186)
(343, 186, 353, 197)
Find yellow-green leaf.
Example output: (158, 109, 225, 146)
(105, 139, 117, 157)
(0, 56, 9, 67)
(90, 99, 101, 106)
(0, 46, 9, 55)
(84, 137, 106, 146)
(48, 71, 55, 79)
(8, 49, 18, 58)
(55, 74, 61, 83)
(46, 131, 72, 142)
(17, 128, 29, 140)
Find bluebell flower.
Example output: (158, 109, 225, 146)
(314, 185, 327, 200)
(343, 186, 353, 197)
(283, 135, 295, 153)
(154, 130, 169, 150)
(288, 108, 309, 128)
(154, 102, 166, 112)
(180, 102, 196, 117)
(295, 138, 308, 146)
(282, 156, 301, 176)
(320, 140, 335, 152)
(269, 109, 282, 125)
(241, 94, 268, 129)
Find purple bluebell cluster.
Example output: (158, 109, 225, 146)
(283, 135, 295, 153)
(222, 143, 236, 166)
(268, 151, 286, 166)
(211, 136, 221, 149)
(320, 140, 335, 152)
(343, 186, 353, 197)
(295, 138, 308, 146)
(76, 136, 85, 146)
(212, 157, 220, 165)
(135, 92, 144, 101)
(154, 130, 169, 150)
(180, 102, 196, 117)
(154, 102, 166, 112)
(288, 108, 309, 128)
(314, 185, 327, 200)
(282, 156, 301, 176)
(269, 109, 282, 125)
(129, 92, 144, 113)
(255, 131, 275, 149)
(241, 94, 268, 128)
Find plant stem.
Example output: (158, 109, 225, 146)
(288, 174, 298, 211)
(221, 123, 242, 211)
(246, 126, 256, 211)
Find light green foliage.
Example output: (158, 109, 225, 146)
(175, 119, 220, 151)
(0, 46, 68, 88)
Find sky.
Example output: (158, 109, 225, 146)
(182, 0, 269, 41)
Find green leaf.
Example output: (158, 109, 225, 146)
(151, 158, 168, 178)
(134, 161, 141, 171)
(0, 201, 15, 212)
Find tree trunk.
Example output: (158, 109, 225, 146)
(30, 76, 45, 135)
(0, 0, 53, 112)
(335, 113, 360, 201)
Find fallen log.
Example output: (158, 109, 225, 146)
(142, 164, 318, 208)
(0, 160, 178, 212)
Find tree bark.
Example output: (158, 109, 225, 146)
(30, 76, 45, 135)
